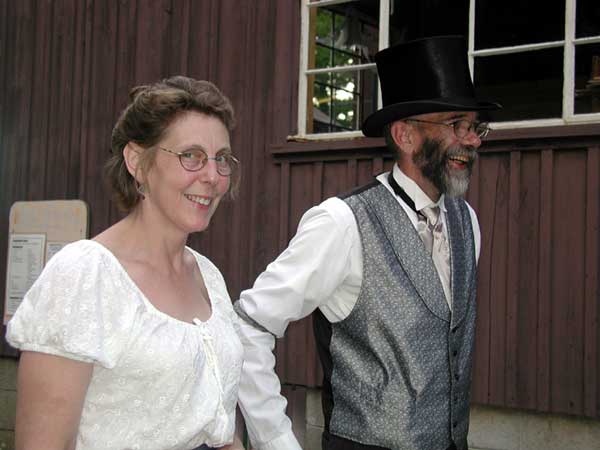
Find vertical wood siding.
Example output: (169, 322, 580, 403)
(1, 1, 599, 431)
(0, 0, 300, 353)
(466, 142, 600, 417)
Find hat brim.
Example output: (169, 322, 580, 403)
(361, 98, 502, 137)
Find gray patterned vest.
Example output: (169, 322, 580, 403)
(314, 180, 477, 450)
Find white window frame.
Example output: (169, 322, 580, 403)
(296, 0, 389, 140)
(295, 0, 600, 140)
(469, 0, 600, 131)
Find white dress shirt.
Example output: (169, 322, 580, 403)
(236, 165, 481, 450)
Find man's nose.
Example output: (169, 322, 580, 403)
(461, 129, 482, 148)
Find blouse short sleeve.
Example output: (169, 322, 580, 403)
(6, 241, 132, 368)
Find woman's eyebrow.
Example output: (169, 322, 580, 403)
(176, 144, 232, 154)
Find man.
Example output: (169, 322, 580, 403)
(234, 36, 501, 450)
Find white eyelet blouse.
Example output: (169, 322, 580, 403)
(7, 240, 243, 450)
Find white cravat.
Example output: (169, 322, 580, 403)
(418, 205, 452, 308)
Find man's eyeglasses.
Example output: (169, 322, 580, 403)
(404, 118, 490, 139)
(158, 147, 239, 176)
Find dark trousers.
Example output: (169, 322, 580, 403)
(322, 431, 390, 450)
(322, 431, 458, 450)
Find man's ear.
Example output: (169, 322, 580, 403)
(123, 143, 143, 182)
(390, 121, 415, 153)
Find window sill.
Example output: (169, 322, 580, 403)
(487, 122, 600, 142)
(271, 135, 385, 155)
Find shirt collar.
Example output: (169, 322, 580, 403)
(392, 164, 446, 213)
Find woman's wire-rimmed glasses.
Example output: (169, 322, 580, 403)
(158, 147, 239, 176)
(404, 118, 490, 139)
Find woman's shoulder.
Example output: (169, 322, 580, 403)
(48, 239, 114, 268)
(6, 239, 136, 366)
(36, 239, 132, 304)
(29, 239, 129, 299)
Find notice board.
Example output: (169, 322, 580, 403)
(3, 200, 88, 324)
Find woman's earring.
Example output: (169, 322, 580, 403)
(136, 181, 146, 199)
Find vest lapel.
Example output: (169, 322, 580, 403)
(445, 198, 476, 327)
(361, 185, 450, 322)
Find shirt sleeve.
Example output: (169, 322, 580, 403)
(6, 242, 130, 368)
(235, 198, 358, 450)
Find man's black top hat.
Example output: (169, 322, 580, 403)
(361, 35, 501, 137)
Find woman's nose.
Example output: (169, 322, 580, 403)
(199, 158, 220, 184)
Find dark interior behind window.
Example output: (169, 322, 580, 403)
(475, 48, 564, 121)
(576, 0, 600, 38)
(389, 0, 468, 46)
(575, 43, 600, 114)
(475, 0, 564, 49)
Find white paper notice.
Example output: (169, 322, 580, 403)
(45, 242, 66, 265)
(4, 233, 46, 323)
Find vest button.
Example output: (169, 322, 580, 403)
(453, 421, 458, 428)
(453, 349, 458, 357)
(452, 326, 458, 333)
(455, 373, 460, 381)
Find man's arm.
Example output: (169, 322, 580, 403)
(235, 199, 359, 450)
(235, 320, 301, 450)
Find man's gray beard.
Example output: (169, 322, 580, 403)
(441, 168, 471, 198)
(414, 138, 476, 198)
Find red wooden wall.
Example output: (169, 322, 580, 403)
(1, 1, 599, 432)
(470, 133, 600, 418)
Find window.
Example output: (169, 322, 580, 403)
(474, 0, 600, 128)
(298, 0, 387, 139)
(296, 0, 600, 139)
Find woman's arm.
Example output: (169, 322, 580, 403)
(15, 351, 93, 450)
(219, 435, 245, 450)
(219, 406, 246, 449)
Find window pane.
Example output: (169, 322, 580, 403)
(475, 0, 564, 49)
(309, 1, 379, 70)
(575, 43, 600, 114)
(307, 67, 378, 134)
(474, 48, 563, 121)
(389, 0, 468, 46)
(576, 0, 600, 38)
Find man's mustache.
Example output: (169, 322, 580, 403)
(445, 146, 478, 166)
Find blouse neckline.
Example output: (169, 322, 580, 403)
(83, 239, 217, 327)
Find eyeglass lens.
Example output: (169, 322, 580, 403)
(179, 150, 236, 175)
(453, 120, 489, 138)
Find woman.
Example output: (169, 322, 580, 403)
(7, 76, 245, 450)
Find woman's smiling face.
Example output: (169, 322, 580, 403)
(143, 111, 232, 235)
